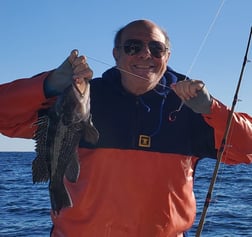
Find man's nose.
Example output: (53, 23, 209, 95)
(138, 44, 152, 58)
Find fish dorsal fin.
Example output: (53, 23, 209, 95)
(32, 115, 50, 183)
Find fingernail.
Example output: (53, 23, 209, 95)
(72, 49, 79, 56)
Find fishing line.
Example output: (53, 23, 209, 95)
(87, 0, 226, 95)
(169, 0, 227, 121)
(88, 1, 226, 125)
(184, 0, 227, 78)
(86, 55, 173, 90)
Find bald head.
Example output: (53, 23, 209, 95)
(114, 20, 171, 52)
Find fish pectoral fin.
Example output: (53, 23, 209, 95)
(65, 153, 80, 183)
(83, 119, 99, 145)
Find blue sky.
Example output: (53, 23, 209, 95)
(0, 0, 252, 151)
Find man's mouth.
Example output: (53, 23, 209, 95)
(133, 64, 155, 70)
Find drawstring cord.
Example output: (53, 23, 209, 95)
(138, 91, 167, 138)
(150, 96, 166, 137)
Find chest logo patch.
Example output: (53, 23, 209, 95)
(138, 135, 151, 148)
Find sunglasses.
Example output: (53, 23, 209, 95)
(119, 39, 168, 58)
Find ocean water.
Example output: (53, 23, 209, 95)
(0, 152, 251, 237)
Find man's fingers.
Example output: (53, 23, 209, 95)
(68, 49, 79, 64)
(171, 80, 205, 101)
(73, 69, 93, 81)
(68, 49, 93, 82)
(72, 55, 87, 68)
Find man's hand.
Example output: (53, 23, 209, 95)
(69, 50, 93, 82)
(170, 79, 205, 101)
(69, 50, 93, 95)
(171, 79, 213, 114)
(44, 49, 93, 97)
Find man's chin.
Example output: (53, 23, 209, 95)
(132, 71, 156, 81)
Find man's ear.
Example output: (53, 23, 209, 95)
(113, 48, 119, 62)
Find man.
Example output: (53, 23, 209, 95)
(0, 19, 252, 237)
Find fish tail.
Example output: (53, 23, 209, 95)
(49, 180, 72, 214)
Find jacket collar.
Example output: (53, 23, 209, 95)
(101, 66, 184, 96)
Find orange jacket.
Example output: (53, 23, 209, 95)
(1, 69, 252, 237)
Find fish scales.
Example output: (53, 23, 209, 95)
(32, 80, 99, 214)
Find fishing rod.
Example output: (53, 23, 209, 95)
(195, 26, 252, 237)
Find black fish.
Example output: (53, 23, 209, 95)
(32, 80, 99, 214)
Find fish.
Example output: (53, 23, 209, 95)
(32, 79, 99, 214)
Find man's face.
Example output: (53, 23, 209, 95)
(113, 21, 170, 95)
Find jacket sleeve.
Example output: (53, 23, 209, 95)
(0, 72, 54, 139)
(203, 98, 252, 164)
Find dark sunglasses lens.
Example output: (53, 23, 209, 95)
(123, 40, 143, 55)
(149, 41, 167, 58)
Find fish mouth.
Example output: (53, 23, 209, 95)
(72, 79, 89, 97)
